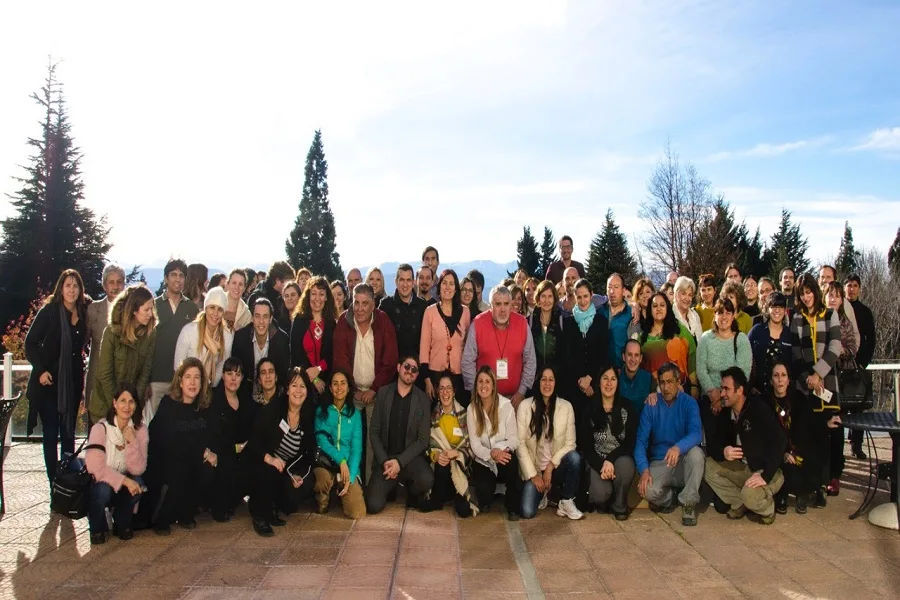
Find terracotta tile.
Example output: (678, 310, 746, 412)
(575, 532, 634, 550)
(110, 586, 189, 600)
(461, 568, 526, 594)
(340, 544, 397, 566)
(197, 563, 271, 587)
(401, 533, 457, 550)
(329, 565, 393, 588)
(457, 518, 507, 537)
(251, 590, 323, 600)
(587, 547, 649, 571)
(216, 545, 285, 565)
(279, 545, 340, 566)
(524, 533, 580, 553)
(654, 564, 730, 588)
(232, 530, 293, 548)
(182, 587, 255, 599)
(459, 548, 518, 570)
(394, 565, 458, 588)
(537, 569, 606, 593)
(546, 594, 610, 600)
(128, 561, 210, 587)
(302, 515, 356, 531)
(392, 585, 462, 599)
(642, 548, 706, 567)
(354, 517, 404, 532)
(530, 549, 593, 571)
(720, 560, 790, 585)
(345, 531, 401, 547)
(458, 534, 509, 552)
(836, 557, 900, 582)
(321, 587, 389, 600)
(689, 544, 760, 565)
(8, 560, 83, 583)
(731, 582, 813, 600)
(261, 565, 332, 589)
(611, 589, 673, 600)
(181, 529, 244, 547)
(598, 566, 670, 593)
(293, 530, 348, 546)
(670, 584, 744, 599)
(403, 520, 454, 535)
(571, 516, 624, 535)
(396, 549, 453, 568)
(751, 541, 818, 563)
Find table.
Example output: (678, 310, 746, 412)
(841, 412, 899, 530)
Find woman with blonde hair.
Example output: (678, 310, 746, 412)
(223, 268, 252, 332)
(627, 277, 656, 339)
(366, 267, 387, 304)
(174, 287, 234, 387)
(467, 366, 521, 520)
(89, 284, 158, 424)
(278, 280, 302, 332)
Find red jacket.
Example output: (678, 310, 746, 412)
(333, 309, 399, 392)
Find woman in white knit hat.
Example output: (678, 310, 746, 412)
(174, 286, 234, 386)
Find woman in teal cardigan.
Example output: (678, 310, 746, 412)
(313, 368, 365, 519)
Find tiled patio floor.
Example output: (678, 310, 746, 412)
(0, 440, 898, 599)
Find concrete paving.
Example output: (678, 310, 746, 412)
(0, 439, 898, 599)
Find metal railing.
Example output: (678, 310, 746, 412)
(4, 352, 900, 444)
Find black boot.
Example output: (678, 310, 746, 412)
(775, 494, 787, 515)
(814, 488, 827, 508)
(253, 519, 274, 537)
(795, 493, 808, 514)
(271, 511, 286, 527)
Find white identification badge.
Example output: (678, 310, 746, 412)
(278, 419, 290, 433)
(496, 359, 509, 380)
(452, 427, 464, 438)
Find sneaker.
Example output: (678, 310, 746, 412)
(681, 504, 698, 527)
(795, 494, 808, 514)
(557, 498, 584, 521)
(726, 505, 747, 520)
(537, 492, 548, 511)
(759, 513, 776, 525)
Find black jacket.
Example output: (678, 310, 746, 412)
(850, 299, 875, 368)
(730, 396, 787, 483)
(232, 323, 291, 385)
(146, 395, 208, 486)
(205, 380, 256, 462)
(528, 308, 571, 393)
(248, 280, 285, 322)
(243, 395, 317, 476)
(379, 292, 427, 362)
(771, 389, 815, 464)
(370, 382, 431, 468)
(568, 312, 610, 381)
(289, 315, 335, 383)
(579, 398, 637, 473)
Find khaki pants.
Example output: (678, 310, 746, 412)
(354, 400, 375, 484)
(313, 468, 366, 519)
(704, 457, 784, 517)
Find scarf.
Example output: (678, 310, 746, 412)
(428, 400, 479, 516)
(202, 324, 222, 385)
(101, 418, 132, 473)
(438, 302, 464, 340)
(57, 303, 76, 439)
(572, 302, 596, 336)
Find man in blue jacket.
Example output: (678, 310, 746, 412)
(635, 362, 705, 526)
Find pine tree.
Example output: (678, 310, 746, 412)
(835, 221, 860, 277)
(682, 197, 737, 278)
(536, 227, 557, 280)
(736, 225, 769, 278)
(0, 60, 111, 330)
(285, 130, 343, 281)
(763, 208, 810, 278)
(889, 228, 900, 275)
(586, 209, 638, 290)
(514, 226, 540, 276)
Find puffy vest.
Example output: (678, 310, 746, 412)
(473, 312, 528, 397)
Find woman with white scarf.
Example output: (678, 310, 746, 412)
(568, 279, 609, 425)
(174, 286, 234, 387)
(85, 382, 149, 545)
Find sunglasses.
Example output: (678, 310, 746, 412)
(402, 363, 419, 374)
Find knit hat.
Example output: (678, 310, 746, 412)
(204, 286, 228, 311)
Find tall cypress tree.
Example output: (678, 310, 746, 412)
(586, 209, 637, 290)
(763, 208, 810, 278)
(835, 221, 860, 277)
(0, 60, 111, 330)
(536, 226, 557, 280)
(889, 227, 900, 275)
(514, 226, 540, 276)
(285, 130, 343, 281)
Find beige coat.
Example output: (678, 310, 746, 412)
(515, 397, 576, 481)
(84, 299, 111, 402)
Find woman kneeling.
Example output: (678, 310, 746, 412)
(516, 366, 584, 520)
(86, 382, 148, 544)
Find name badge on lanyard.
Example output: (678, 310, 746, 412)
(496, 359, 509, 380)
(278, 419, 290, 433)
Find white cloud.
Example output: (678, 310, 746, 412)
(850, 127, 900, 152)
(703, 137, 831, 162)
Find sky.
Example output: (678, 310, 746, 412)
(1, 0, 899, 273)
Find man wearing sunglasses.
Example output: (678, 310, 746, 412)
(365, 356, 434, 514)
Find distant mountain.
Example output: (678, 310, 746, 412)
(140, 261, 518, 295)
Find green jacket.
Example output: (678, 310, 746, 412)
(89, 322, 157, 423)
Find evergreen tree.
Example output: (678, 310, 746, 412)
(536, 226, 557, 280)
(0, 60, 111, 330)
(285, 130, 343, 281)
(514, 226, 540, 276)
(835, 221, 860, 277)
(585, 209, 637, 290)
(735, 225, 769, 278)
(763, 208, 810, 278)
(683, 197, 737, 278)
(889, 227, 900, 275)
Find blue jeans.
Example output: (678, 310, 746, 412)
(521, 450, 582, 519)
(88, 475, 144, 534)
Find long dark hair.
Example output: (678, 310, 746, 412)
(318, 367, 356, 420)
(641, 292, 679, 343)
(437, 269, 462, 310)
(529, 366, 558, 441)
(590, 366, 626, 435)
(460, 276, 480, 318)
(46, 268, 89, 316)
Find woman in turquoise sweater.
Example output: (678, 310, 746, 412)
(313, 369, 365, 519)
(696, 298, 752, 460)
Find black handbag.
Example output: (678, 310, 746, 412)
(50, 439, 104, 519)
(838, 365, 872, 411)
(315, 447, 337, 472)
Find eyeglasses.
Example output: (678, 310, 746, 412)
(402, 363, 419, 374)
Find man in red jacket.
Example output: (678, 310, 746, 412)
(333, 283, 399, 482)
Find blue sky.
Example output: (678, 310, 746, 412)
(1, 1, 898, 272)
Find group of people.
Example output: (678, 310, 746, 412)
(23, 236, 876, 543)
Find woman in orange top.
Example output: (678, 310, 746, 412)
(420, 269, 471, 406)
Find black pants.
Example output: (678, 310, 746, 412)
(201, 456, 238, 520)
(247, 461, 314, 521)
(829, 426, 845, 480)
(698, 395, 731, 462)
(149, 458, 203, 529)
(429, 462, 473, 517)
(365, 455, 434, 514)
(778, 462, 819, 498)
(37, 398, 77, 484)
(471, 457, 522, 515)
